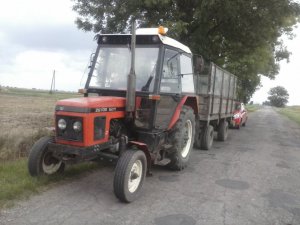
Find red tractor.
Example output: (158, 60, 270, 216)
(28, 24, 237, 202)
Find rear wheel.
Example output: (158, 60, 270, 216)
(194, 122, 202, 149)
(28, 136, 65, 176)
(217, 120, 228, 141)
(201, 125, 214, 150)
(114, 150, 147, 203)
(168, 106, 195, 170)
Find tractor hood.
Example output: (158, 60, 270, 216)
(55, 96, 126, 113)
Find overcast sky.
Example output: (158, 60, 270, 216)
(0, 0, 299, 105)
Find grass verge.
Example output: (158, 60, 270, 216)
(277, 106, 300, 125)
(246, 104, 261, 112)
(0, 159, 102, 209)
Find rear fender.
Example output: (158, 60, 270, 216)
(167, 96, 198, 130)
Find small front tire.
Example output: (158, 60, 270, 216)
(28, 136, 65, 176)
(114, 150, 147, 203)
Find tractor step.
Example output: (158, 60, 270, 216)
(156, 158, 171, 166)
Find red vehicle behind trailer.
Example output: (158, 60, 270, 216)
(231, 102, 248, 129)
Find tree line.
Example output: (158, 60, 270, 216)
(72, 0, 300, 102)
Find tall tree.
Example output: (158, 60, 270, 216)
(267, 86, 289, 107)
(72, 0, 300, 102)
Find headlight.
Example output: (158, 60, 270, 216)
(73, 121, 82, 132)
(58, 119, 67, 130)
(233, 114, 240, 119)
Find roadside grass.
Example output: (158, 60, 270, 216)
(0, 159, 103, 209)
(277, 106, 300, 125)
(246, 104, 261, 112)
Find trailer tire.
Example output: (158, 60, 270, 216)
(217, 120, 228, 141)
(201, 125, 214, 150)
(114, 150, 147, 203)
(28, 136, 65, 176)
(168, 106, 195, 170)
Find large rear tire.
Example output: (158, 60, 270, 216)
(28, 136, 65, 176)
(168, 106, 195, 170)
(194, 122, 202, 149)
(217, 120, 228, 141)
(114, 150, 147, 203)
(201, 125, 214, 150)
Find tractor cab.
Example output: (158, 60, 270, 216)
(84, 26, 196, 131)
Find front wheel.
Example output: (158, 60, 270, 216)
(28, 136, 65, 176)
(114, 150, 147, 203)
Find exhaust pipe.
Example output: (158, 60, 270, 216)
(126, 21, 137, 120)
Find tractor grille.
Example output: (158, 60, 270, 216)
(56, 116, 83, 141)
(94, 116, 106, 140)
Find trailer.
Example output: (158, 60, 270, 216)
(194, 60, 237, 150)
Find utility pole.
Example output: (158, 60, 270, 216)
(49, 70, 56, 94)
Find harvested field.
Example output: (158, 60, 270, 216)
(0, 88, 81, 160)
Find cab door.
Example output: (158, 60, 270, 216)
(154, 48, 181, 130)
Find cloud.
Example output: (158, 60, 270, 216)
(0, 49, 92, 91)
(1, 22, 95, 51)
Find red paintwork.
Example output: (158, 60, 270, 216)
(167, 96, 198, 130)
(57, 96, 126, 108)
(55, 97, 126, 147)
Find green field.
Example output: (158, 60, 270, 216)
(245, 104, 261, 112)
(277, 106, 300, 125)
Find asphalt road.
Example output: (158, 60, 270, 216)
(1, 107, 300, 225)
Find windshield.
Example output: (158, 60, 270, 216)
(89, 46, 159, 92)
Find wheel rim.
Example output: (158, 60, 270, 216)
(181, 120, 192, 158)
(42, 151, 62, 175)
(128, 159, 143, 193)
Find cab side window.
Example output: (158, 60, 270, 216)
(160, 49, 180, 93)
(180, 54, 194, 93)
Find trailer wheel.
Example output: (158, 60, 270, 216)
(114, 150, 147, 203)
(28, 136, 65, 176)
(168, 106, 195, 170)
(201, 125, 214, 150)
(217, 120, 228, 141)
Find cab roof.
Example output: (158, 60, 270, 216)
(98, 27, 192, 54)
(136, 28, 191, 54)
